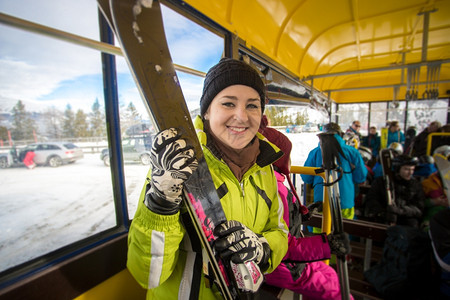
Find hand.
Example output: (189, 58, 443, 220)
(327, 232, 351, 257)
(307, 201, 323, 214)
(214, 220, 271, 272)
(145, 128, 198, 214)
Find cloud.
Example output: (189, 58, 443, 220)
(0, 1, 221, 117)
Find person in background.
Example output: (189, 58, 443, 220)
(387, 120, 405, 148)
(411, 121, 442, 157)
(361, 126, 380, 164)
(365, 155, 425, 228)
(23, 149, 36, 169)
(421, 146, 450, 229)
(301, 123, 367, 228)
(260, 125, 353, 300)
(345, 120, 362, 147)
(126, 58, 288, 299)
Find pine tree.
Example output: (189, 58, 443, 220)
(89, 98, 105, 137)
(62, 104, 75, 138)
(74, 109, 89, 137)
(10, 100, 36, 141)
(121, 101, 142, 135)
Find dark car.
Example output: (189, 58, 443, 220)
(101, 135, 153, 166)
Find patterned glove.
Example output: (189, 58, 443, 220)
(214, 220, 271, 272)
(144, 128, 198, 215)
(327, 232, 351, 257)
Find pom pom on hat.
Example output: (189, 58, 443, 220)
(200, 58, 266, 116)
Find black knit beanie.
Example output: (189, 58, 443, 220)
(200, 58, 266, 116)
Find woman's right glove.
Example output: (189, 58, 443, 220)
(327, 232, 351, 257)
(144, 128, 198, 215)
(214, 220, 271, 272)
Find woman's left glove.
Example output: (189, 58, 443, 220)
(214, 220, 271, 272)
(145, 128, 198, 215)
(327, 232, 351, 257)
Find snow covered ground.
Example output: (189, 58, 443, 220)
(0, 131, 319, 272)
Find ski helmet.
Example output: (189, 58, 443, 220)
(342, 132, 356, 147)
(392, 154, 418, 172)
(358, 146, 372, 163)
(433, 145, 450, 159)
(388, 142, 403, 155)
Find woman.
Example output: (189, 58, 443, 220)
(387, 121, 405, 148)
(127, 58, 288, 299)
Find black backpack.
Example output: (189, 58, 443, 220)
(364, 225, 434, 299)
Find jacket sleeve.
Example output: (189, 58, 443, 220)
(285, 234, 331, 262)
(350, 147, 368, 184)
(127, 174, 185, 289)
(301, 147, 318, 184)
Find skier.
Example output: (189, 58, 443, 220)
(364, 155, 425, 228)
(345, 120, 362, 146)
(386, 120, 405, 148)
(127, 58, 288, 299)
(301, 122, 367, 232)
(361, 126, 380, 162)
(410, 121, 441, 157)
(260, 125, 353, 300)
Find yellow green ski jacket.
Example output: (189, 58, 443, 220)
(127, 116, 288, 299)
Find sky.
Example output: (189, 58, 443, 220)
(0, 0, 223, 115)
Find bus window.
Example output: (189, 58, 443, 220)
(406, 99, 449, 132)
(337, 103, 369, 135)
(0, 1, 116, 273)
(0, 0, 225, 276)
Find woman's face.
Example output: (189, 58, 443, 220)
(204, 85, 262, 150)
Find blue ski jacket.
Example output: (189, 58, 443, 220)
(301, 134, 368, 209)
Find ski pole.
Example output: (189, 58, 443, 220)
(318, 132, 351, 300)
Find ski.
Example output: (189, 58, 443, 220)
(434, 154, 450, 206)
(97, 0, 262, 298)
(317, 132, 351, 300)
(379, 148, 395, 206)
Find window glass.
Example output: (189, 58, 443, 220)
(122, 5, 224, 218)
(0, 0, 223, 273)
(0, 1, 113, 273)
(386, 101, 406, 131)
(336, 103, 369, 135)
(406, 99, 449, 132)
(369, 102, 388, 132)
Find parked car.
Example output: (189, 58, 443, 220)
(101, 135, 153, 167)
(0, 142, 84, 168)
(285, 124, 302, 133)
(302, 123, 319, 132)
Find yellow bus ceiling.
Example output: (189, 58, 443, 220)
(184, 0, 450, 103)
